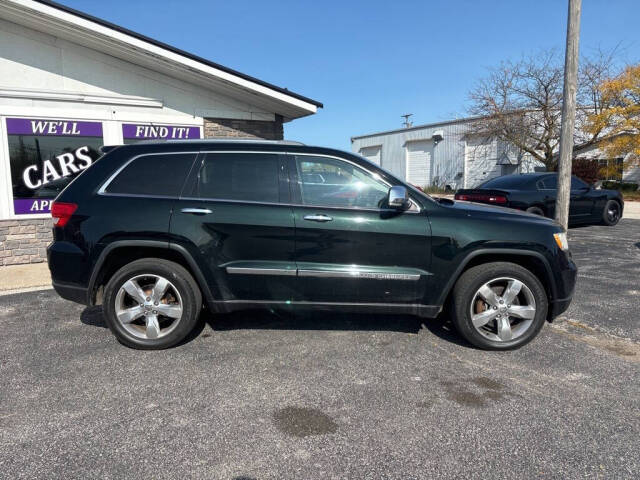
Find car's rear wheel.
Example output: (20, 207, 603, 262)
(451, 262, 548, 350)
(103, 258, 202, 349)
(602, 199, 621, 226)
(526, 206, 545, 216)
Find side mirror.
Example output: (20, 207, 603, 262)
(388, 185, 409, 209)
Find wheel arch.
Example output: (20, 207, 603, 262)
(437, 249, 557, 319)
(88, 240, 214, 307)
(526, 203, 547, 215)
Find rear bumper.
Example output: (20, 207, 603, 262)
(47, 240, 91, 305)
(52, 281, 89, 306)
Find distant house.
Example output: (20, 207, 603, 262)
(351, 117, 637, 189)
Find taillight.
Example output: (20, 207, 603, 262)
(454, 193, 508, 204)
(51, 202, 77, 227)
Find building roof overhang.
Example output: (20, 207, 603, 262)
(1, 0, 322, 120)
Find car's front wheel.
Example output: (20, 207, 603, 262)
(103, 258, 202, 349)
(451, 262, 548, 350)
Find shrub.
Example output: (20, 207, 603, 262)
(571, 158, 600, 184)
(601, 181, 639, 192)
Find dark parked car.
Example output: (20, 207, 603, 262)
(454, 173, 623, 226)
(48, 140, 577, 351)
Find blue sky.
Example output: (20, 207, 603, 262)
(62, 0, 640, 150)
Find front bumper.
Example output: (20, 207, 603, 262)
(548, 253, 577, 320)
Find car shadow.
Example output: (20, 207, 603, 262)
(80, 305, 472, 348)
(80, 306, 107, 328)
(204, 308, 473, 348)
(204, 308, 424, 334)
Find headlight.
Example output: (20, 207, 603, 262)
(553, 232, 569, 251)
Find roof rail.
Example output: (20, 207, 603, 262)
(133, 138, 306, 146)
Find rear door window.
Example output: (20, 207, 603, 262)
(191, 152, 282, 203)
(105, 153, 196, 196)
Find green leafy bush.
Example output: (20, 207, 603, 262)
(601, 181, 639, 192)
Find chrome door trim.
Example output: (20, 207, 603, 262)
(297, 270, 421, 281)
(303, 214, 333, 222)
(224, 265, 423, 280)
(226, 267, 296, 276)
(180, 208, 213, 215)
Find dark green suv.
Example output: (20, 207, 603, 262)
(47, 140, 577, 350)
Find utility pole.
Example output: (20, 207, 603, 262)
(555, 0, 582, 229)
(401, 114, 413, 128)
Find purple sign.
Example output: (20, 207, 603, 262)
(6, 118, 103, 137)
(122, 123, 201, 140)
(13, 198, 53, 215)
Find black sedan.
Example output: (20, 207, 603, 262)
(454, 173, 624, 226)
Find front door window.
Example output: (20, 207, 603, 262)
(295, 156, 389, 209)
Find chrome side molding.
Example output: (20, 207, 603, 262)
(226, 266, 421, 281)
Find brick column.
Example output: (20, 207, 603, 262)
(0, 219, 52, 266)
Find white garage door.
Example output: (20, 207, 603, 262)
(405, 140, 433, 187)
(359, 145, 382, 165)
(464, 137, 500, 188)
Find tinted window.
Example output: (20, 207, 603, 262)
(296, 155, 389, 209)
(105, 153, 195, 196)
(537, 175, 558, 190)
(479, 175, 533, 189)
(192, 153, 280, 203)
(571, 176, 588, 190)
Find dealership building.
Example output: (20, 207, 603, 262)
(0, 0, 321, 266)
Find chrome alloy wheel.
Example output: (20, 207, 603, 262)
(469, 277, 536, 342)
(114, 274, 183, 340)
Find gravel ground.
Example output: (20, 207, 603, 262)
(0, 220, 638, 479)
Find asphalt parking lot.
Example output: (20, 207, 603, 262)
(1, 220, 638, 479)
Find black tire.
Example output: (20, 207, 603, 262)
(526, 206, 545, 216)
(602, 199, 621, 226)
(451, 262, 548, 350)
(103, 258, 202, 349)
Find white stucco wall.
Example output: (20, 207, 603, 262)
(0, 18, 275, 123)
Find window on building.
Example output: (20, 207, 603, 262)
(6, 118, 103, 215)
(295, 155, 389, 209)
(191, 153, 281, 203)
(105, 153, 196, 196)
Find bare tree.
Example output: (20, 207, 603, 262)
(467, 48, 622, 170)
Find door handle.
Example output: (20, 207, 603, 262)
(181, 208, 212, 215)
(303, 214, 333, 222)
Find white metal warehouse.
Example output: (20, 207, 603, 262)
(351, 118, 541, 191)
(352, 118, 639, 191)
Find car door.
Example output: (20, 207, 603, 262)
(570, 176, 595, 218)
(288, 153, 432, 306)
(537, 174, 558, 216)
(171, 151, 298, 303)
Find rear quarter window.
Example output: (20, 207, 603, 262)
(104, 153, 196, 196)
